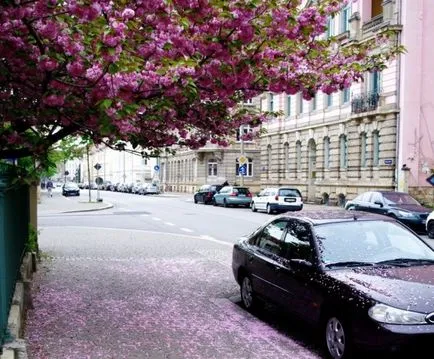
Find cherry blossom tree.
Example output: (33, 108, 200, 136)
(0, 0, 403, 163)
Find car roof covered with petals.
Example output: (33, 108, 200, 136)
(273, 209, 394, 226)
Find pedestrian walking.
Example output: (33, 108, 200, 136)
(46, 180, 54, 197)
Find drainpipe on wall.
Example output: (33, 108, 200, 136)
(395, 0, 403, 191)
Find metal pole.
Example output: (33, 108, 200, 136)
(96, 169, 100, 202)
(240, 124, 245, 186)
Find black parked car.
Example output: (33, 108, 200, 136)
(344, 191, 431, 233)
(232, 210, 434, 358)
(62, 182, 80, 196)
(193, 184, 223, 205)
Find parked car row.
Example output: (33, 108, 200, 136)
(194, 185, 304, 214)
(78, 181, 160, 195)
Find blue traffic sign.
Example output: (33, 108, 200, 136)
(154, 165, 160, 171)
(238, 164, 247, 176)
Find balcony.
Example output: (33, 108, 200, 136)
(362, 14, 384, 33)
(351, 92, 380, 114)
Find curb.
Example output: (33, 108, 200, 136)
(61, 202, 114, 214)
(1, 253, 36, 359)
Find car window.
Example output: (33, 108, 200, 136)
(315, 220, 434, 265)
(257, 220, 288, 255)
(382, 192, 421, 205)
(282, 220, 314, 262)
(236, 187, 249, 195)
(278, 188, 301, 197)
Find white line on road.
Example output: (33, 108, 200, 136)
(180, 227, 194, 233)
(140, 214, 149, 217)
(40, 226, 233, 247)
(199, 235, 232, 247)
(165, 222, 175, 226)
(118, 208, 129, 211)
(152, 217, 162, 221)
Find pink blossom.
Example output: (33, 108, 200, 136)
(122, 8, 135, 19)
(38, 58, 58, 72)
(43, 94, 65, 107)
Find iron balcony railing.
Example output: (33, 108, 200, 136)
(351, 91, 380, 114)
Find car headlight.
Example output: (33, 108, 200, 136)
(396, 210, 415, 218)
(368, 303, 428, 324)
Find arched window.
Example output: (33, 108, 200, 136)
(323, 137, 330, 169)
(296, 141, 302, 171)
(208, 159, 218, 176)
(235, 158, 253, 177)
(373, 131, 380, 166)
(340, 135, 348, 169)
(360, 133, 367, 167)
(284, 142, 289, 177)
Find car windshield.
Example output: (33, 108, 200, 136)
(315, 220, 434, 267)
(382, 192, 420, 205)
(279, 188, 301, 197)
(235, 187, 249, 194)
(65, 183, 78, 189)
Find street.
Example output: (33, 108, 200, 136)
(26, 190, 432, 359)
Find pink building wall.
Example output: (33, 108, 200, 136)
(398, 0, 434, 189)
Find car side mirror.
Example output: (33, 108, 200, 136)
(374, 201, 383, 207)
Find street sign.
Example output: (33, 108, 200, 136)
(426, 174, 434, 187)
(238, 164, 247, 176)
(95, 177, 103, 185)
(94, 163, 102, 171)
(384, 159, 394, 166)
(238, 156, 247, 165)
(154, 165, 160, 171)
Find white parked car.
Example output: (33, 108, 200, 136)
(427, 211, 434, 238)
(251, 187, 303, 214)
(144, 183, 160, 194)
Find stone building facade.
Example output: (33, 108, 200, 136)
(159, 137, 262, 194)
(259, 0, 434, 205)
(160, 0, 434, 204)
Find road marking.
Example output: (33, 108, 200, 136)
(180, 227, 194, 233)
(165, 222, 175, 226)
(152, 217, 162, 221)
(140, 214, 149, 217)
(118, 208, 128, 211)
(199, 235, 232, 247)
(40, 226, 233, 247)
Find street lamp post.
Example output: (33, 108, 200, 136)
(240, 124, 245, 186)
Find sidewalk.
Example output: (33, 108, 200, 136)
(38, 189, 113, 215)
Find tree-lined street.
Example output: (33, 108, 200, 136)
(25, 191, 431, 358)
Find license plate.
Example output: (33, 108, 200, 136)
(284, 198, 296, 202)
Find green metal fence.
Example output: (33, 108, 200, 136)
(0, 171, 29, 348)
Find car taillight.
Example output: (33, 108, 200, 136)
(275, 195, 279, 201)
(230, 192, 238, 197)
(247, 192, 252, 197)
(207, 192, 212, 198)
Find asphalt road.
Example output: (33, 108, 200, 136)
(27, 190, 431, 359)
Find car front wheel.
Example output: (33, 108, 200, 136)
(427, 221, 434, 239)
(251, 202, 257, 212)
(324, 315, 352, 359)
(266, 204, 272, 214)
